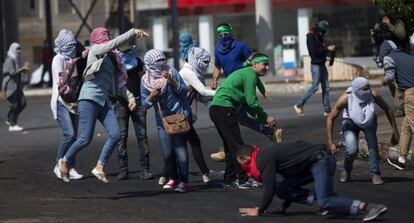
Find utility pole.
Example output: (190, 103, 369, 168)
(45, 0, 53, 48)
(3, 0, 19, 47)
(170, 0, 180, 69)
(255, 0, 274, 75)
(0, 0, 5, 63)
(118, 0, 126, 34)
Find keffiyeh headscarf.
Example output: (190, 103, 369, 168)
(344, 77, 375, 128)
(84, 27, 127, 89)
(7, 42, 22, 69)
(142, 49, 170, 93)
(55, 31, 77, 62)
(187, 47, 210, 75)
(179, 32, 197, 61)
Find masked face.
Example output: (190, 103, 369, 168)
(354, 85, 372, 102)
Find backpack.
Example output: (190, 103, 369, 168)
(58, 57, 86, 103)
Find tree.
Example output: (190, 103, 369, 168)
(374, 0, 414, 34)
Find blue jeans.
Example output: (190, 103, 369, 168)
(342, 118, 380, 175)
(63, 100, 121, 166)
(238, 107, 274, 136)
(297, 64, 331, 112)
(114, 100, 150, 170)
(311, 154, 360, 215)
(157, 126, 189, 183)
(56, 101, 78, 162)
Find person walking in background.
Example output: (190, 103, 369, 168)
(237, 142, 389, 222)
(179, 32, 198, 62)
(179, 47, 223, 183)
(294, 20, 336, 117)
(2, 42, 31, 132)
(380, 40, 414, 170)
(51, 30, 84, 181)
(58, 27, 148, 184)
(326, 77, 399, 185)
(209, 53, 277, 189)
(114, 44, 154, 181)
(35, 40, 54, 87)
(210, 23, 281, 162)
(141, 49, 191, 193)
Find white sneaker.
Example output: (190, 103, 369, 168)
(158, 176, 167, 185)
(293, 105, 305, 116)
(9, 125, 23, 132)
(53, 164, 62, 179)
(69, 168, 83, 180)
(202, 170, 224, 183)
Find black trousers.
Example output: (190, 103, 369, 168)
(114, 100, 150, 170)
(209, 105, 247, 184)
(186, 119, 210, 175)
(7, 90, 26, 126)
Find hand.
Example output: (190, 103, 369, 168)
(70, 103, 78, 110)
(128, 98, 137, 111)
(148, 89, 161, 101)
(263, 93, 272, 100)
(211, 79, 218, 90)
(134, 29, 149, 39)
(266, 116, 277, 128)
(382, 16, 391, 27)
(19, 66, 31, 73)
(239, 207, 259, 217)
(163, 70, 174, 83)
(328, 143, 337, 155)
(327, 45, 336, 51)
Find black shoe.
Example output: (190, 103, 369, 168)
(363, 203, 388, 222)
(387, 158, 406, 170)
(116, 169, 129, 181)
(221, 180, 239, 188)
(140, 169, 154, 180)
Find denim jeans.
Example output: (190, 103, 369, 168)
(297, 64, 331, 112)
(342, 118, 380, 175)
(311, 154, 360, 215)
(157, 126, 189, 183)
(56, 101, 78, 162)
(114, 100, 150, 170)
(237, 107, 274, 136)
(63, 99, 121, 166)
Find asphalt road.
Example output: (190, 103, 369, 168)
(0, 88, 413, 223)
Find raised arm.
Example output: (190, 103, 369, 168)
(326, 93, 348, 154)
(372, 89, 400, 144)
(92, 28, 148, 57)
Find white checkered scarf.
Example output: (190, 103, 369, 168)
(142, 49, 170, 93)
(187, 47, 210, 75)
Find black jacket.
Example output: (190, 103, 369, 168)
(307, 31, 326, 65)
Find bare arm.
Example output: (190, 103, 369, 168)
(372, 89, 400, 144)
(211, 66, 221, 90)
(326, 93, 348, 153)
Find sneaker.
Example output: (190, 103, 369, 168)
(69, 168, 83, 180)
(117, 168, 129, 181)
(202, 170, 224, 183)
(371, 174, 384, 185)
(387, 158, 406, 170)
(163, 179, 177, 189)
(140, 169, 154, 180)
(210, 146, 225, 162)
(59, 159, 70, 183)
(238, 180, 254, 189)
(9, 125, 23, 132)
(363, 203, 388, 222)
(158, 176, 167, 185)
(222, 180, 239, 188)
(249, 178, 263, 187)
(53, 163, 62, 179)
(293, 105, 305, 116)
(317, 209, 330, 216)
(340, 169, 351, 182)
(271, 128, 283, 143)
(91, 168, 109, 184)
(174, 182, 189, 193)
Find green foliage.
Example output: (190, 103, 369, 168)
(374, 0, 414, 33)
